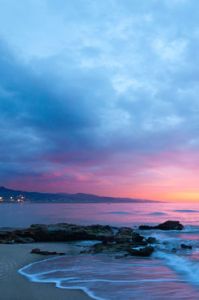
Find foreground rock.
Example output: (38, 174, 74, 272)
(128, 246, 154, 257)
(0, 221, 185, 257)
(0, 224, 115, 244)
(82, 229, 154, 257)
(0, 221, 183, 245)
(84, 241, 154, 257)
(115, 227, 134, 243)
(139, 220, 184, 231)
(31, 248, 65, 256)
(181, 243, 192, 250)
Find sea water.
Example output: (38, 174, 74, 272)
(0, 201, 199, 227)
(1, 201, 199, 299)
(18, 226, 199, 299)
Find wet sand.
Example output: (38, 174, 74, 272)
(0, 243, 91, 300)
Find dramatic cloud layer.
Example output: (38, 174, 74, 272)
(0, 0, 199, 200)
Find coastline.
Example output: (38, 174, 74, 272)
(0, 221, 186, 300)
(0, 243, 91, 300)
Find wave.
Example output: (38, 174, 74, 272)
(19, 254, 185, 300)
(181, 225, 199, 233)
(154, 251, 199, 286)
(18, 230, 199, 299)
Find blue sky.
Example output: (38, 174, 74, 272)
(0, 0, 199, 200)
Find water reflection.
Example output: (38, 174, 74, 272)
(0, 202, 199, 227)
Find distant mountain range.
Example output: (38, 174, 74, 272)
(0, 186, 157, 203)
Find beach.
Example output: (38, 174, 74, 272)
(1, 207, 199, 299)
(0, 243, 91, 300)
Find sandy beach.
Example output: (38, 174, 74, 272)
(0, 243, 91, 300)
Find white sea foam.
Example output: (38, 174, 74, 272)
(18, 253, 199, 300)
(154, 251, 199, 285)
(18, 227, 199, 300)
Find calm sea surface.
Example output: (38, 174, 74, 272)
(0, 201, 199, 227)
(2, 202, 199, 299)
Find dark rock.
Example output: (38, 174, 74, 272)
(156, 221, 184, 230)
(139, 220, 184, 231)
(10, 224, 115, 243)
(115, 227, 133, 243)
(85, 240, 139, 254)
(181, 243, 192, 250)
(146, 237, 157, 244)
(87, 241, 126, 254)
(117, 227, 133, 236)
(31, 248, 65, 256)
(139, 225, 153, 230)
(0, 223, 156, 253)
(14, 237, 35, 243)
(114, 228, 147, 245)
(0, 223, 115, 244)
(132, 232, 147, 245)
(128, 246, 154, 257)
(0, 231, 12, 238)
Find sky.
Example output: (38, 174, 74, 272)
(0, 0, 199, 201)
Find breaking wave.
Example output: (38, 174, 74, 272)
(19, 250, 199, 300)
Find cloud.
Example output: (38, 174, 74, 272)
(0, 0, 199, 199)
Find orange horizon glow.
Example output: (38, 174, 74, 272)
(5, 150, 199, 202)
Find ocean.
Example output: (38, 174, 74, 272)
(0, 201, 199, 227)
(2, 202, 199, 299)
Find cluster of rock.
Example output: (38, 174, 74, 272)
(0, 224, 116, 244)
(82, 226, 156, 257)
(0, 220, 185, 257)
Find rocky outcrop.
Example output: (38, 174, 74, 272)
(0, 221, 183, 245)
(82, 241, 154, 256)
(0, 221, 186, 258)
(29, 223, 115, 242)
(139, 220, 184, 231)
(82, 229, 153, 257)
(0, 223, 115, 244)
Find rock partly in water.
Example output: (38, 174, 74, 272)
(84, 241, 130, 254)
(0, 223, 115, 244)
(31, 248, 65, 256)
(128, 246, 154, 257)
(84, 234, 151, 257)
(131, 232, 147, 245)
(139, 220, 184, 231)
(30, 223, 115, 242)
(181, 243, 192, 250)
(146, 237, 157, 244)
(115, 227, 134, 243)
(0, 222, 185, 259)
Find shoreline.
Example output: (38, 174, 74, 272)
(0, 243, 91, 300)
(0, 221, 185, 300)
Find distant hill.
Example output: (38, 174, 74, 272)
(0, 186, 157, 203)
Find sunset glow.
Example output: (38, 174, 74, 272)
(1, 1, 199, 201)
